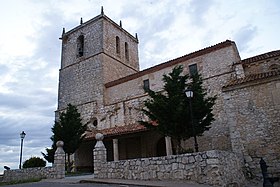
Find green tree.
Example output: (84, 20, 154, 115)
(140, 65, 216, 153)
(42, 104, 87, 172)
(23, 157, 46, 168)
(42, 146, 55, 163)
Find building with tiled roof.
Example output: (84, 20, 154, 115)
(56, 10, 280, 178)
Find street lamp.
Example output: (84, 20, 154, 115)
(19, 131, 26, 169)
(185, 89, 199, 152)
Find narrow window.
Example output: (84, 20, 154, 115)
(189, 64, 198, 76)
(143, 79, 150, 92)
(116, 36, 120, 54)
(77, 35, 84, 57)
(125, 42, 129, 61)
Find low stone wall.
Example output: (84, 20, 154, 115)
(95, 150, 246, 187)
(2, 167, 54, 182)
(2, 141, 65, 183)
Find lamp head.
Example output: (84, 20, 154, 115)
(185, 88, 193, 98)
(20, 131, 26, 139)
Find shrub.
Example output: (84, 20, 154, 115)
(22, 157, 46, 168)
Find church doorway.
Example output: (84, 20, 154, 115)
(156, 137, 166, 157)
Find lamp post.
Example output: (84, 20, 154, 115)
(19, 131, 26, 169)
(185, 89, 199, 152)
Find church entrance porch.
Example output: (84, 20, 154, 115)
(75, 124, 176, 172)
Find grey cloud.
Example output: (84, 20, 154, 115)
(0, 93, 29, 109)
(188, 0, 215, 26)
(0, 9, 64, 169)
(234, 25, 257, 52)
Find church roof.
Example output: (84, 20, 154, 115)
(241, 50, 280, 65)
(223, 69, 280, 89)
(223, 50, 280, 89)
(85, 123, 147, 140)
(105, 40, 236, 88)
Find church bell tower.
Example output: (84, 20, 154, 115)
(57, 7, 139, 118)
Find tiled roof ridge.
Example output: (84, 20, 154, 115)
(85, 123, 147, 140)
(223, 69, 280, 88)
(105, 40, 235, 88)
(241, 50, 280, 64)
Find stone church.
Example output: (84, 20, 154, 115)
(56, 9, 280, 178)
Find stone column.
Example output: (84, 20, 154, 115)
(54, 141, 65, 179)
(165, 136, 173, 156)
(113, 139, 119, 161)
(93, 133, 107, 178)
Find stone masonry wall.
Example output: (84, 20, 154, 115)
(58, 54, 104, 110)
(243, 56, 280, 75)
(2, 167, 54, 182)
(223, 78, 280, 178)
(103, 55, 138, 85)
(95, 150, 246, 187)
(3, 141, 65, 182)
(102, 45, 240, 151)
(102, 17, 139, 72)
(61, 17, 103, 69)
(58, 14, 139, 115)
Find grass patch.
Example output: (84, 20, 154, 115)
(0, 178, 41, 186)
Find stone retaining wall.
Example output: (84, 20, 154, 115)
(94, 147, 246, 186)
(2, 167, 54, 182)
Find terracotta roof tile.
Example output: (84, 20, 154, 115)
(85, 123, 147, 140)
(105, 40, 236, 88)
(223, 69, 280, 88)
(241, 50, 280, 64)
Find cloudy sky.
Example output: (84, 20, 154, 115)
(0, 0, 279, 174)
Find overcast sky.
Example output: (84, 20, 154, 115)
(0, 0, 279, 174)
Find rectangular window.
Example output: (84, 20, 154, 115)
(189, 64, 198, 76)
(143, 79, 150, 92)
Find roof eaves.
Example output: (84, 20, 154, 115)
(241, 50, 280, 65)
(223, 69, 280, 89)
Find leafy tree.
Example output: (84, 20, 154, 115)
(23, 157, 46, 168)
(42, 104, 87, 172)
(42, 146, 55, 163)
(140, 65, 216, 153)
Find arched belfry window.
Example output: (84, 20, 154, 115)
(125, 42, 129, 60)
(116, 36, 120, 54)
(77, 35, 84, 57)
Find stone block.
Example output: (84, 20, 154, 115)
(195, 154, 203, 162)
(172, 163, 178, 170)
(206, 150, 219, 158)
(182, 156, 189, 164)
(189, 156, 195, 163)
(206, 158, 219, 165)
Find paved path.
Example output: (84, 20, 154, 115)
(1, 174, 212, 187)
(1, 174, 264, 187)
(45, 174, 211, 187)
